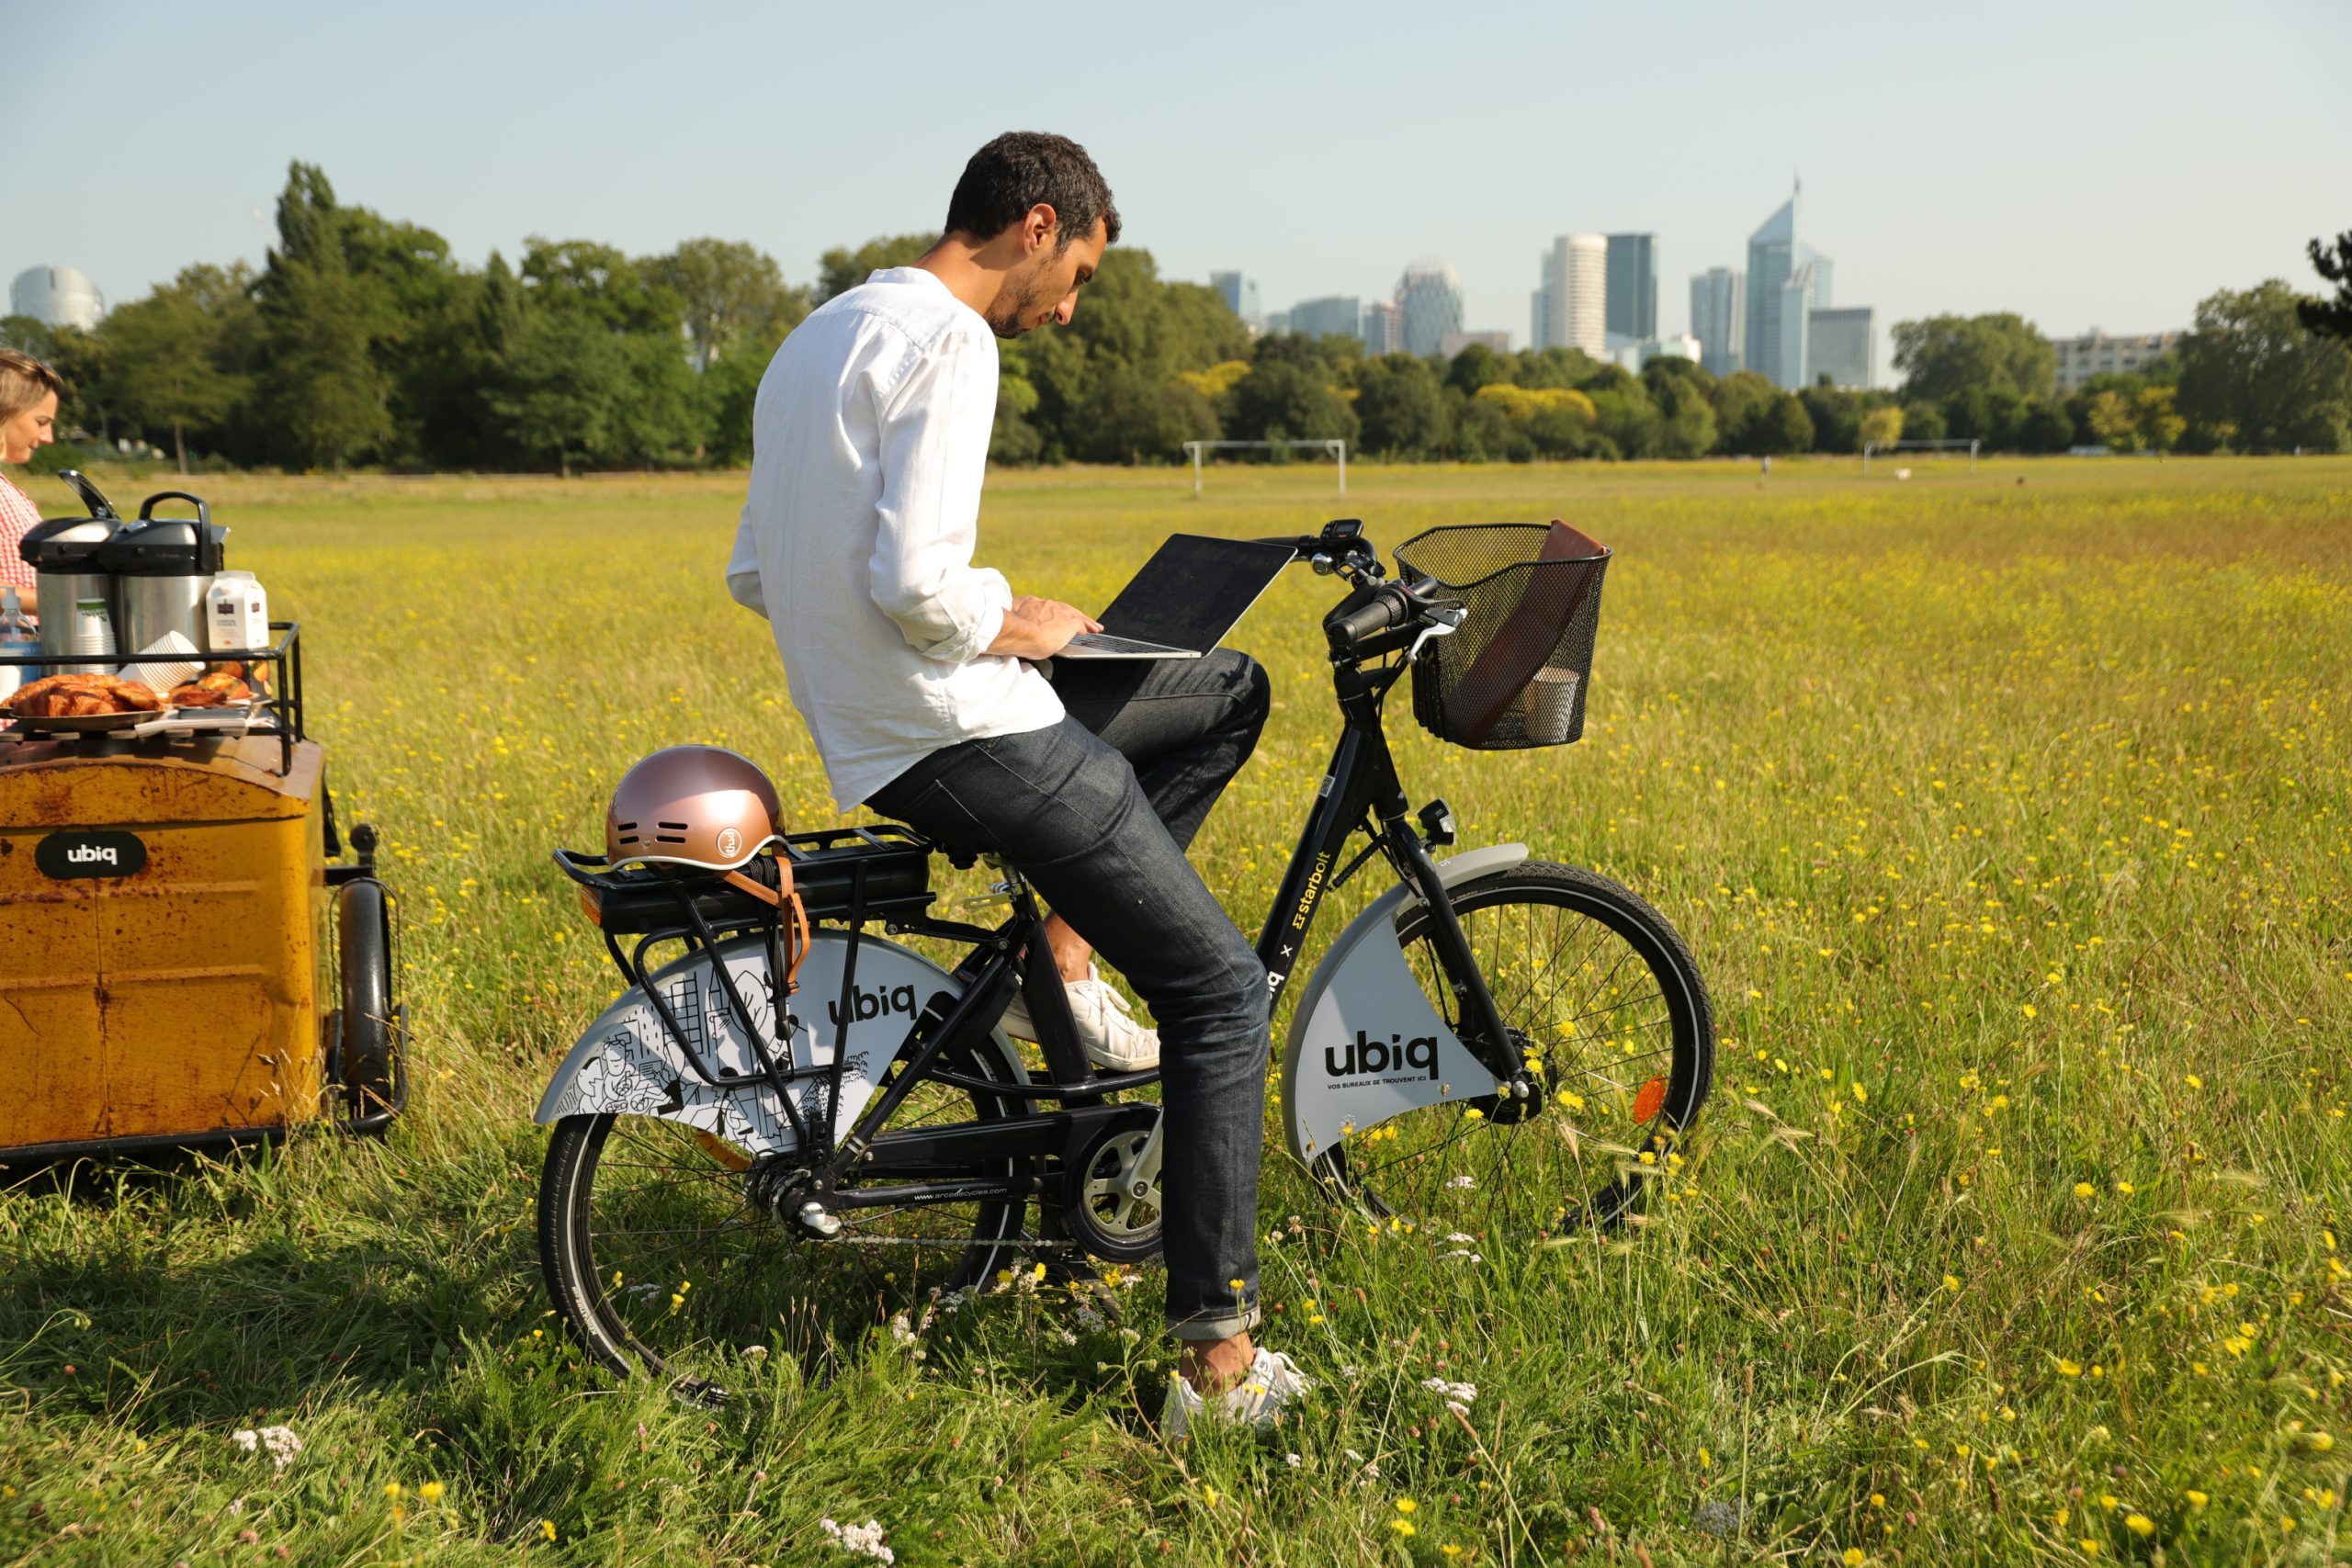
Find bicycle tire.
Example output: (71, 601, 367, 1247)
(538, 1027, 1029, 1397)
(1309, 861, 1713, 1238)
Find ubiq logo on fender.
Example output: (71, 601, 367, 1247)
(1324, 1031, 1441, 1081)
(827, 983, 920, 1027)
(37, 829, 148, 880)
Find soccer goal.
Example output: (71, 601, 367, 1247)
(1182, 439, 1348, 498)
(1862, 437, 1980, 473)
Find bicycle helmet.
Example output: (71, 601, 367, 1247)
(605, 745, 785, 874)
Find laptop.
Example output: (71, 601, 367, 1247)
(1053, 534, 1295, 660)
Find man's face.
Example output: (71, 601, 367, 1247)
(984, 212, 1108, 339)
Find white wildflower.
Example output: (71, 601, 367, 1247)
(1445, 1232, 1476, 1243)
(1339, 1364, 1361, 1382)
(1284, 1452, 1303, 1469)
(1055, 1328, 1079, 1346)
(819, 1517, 896, 1563)
(1419, 1377, 1477, 1410)
(1440, 1248, 1483, 1263)
(741, 1344, 770, 1361)
(888, 1314, 915, 1346)
(1445, 1174, 1476, 1190)
(230, 1426, 303, 1471)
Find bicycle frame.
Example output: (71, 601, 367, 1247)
(540, 521, 1532, 1225)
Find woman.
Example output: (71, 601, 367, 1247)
(0, 346, 64, 617)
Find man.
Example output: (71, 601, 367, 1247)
(726, 132, 1304, 1437)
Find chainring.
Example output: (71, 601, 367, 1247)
(1058, 1122, 1164, 1263)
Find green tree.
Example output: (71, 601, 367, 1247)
(2016, 401, 2075, 453)
(485, 312, 632, 477)
(2176, 279, 2352, 453)
(1643, 365, 1719, 459)
(1071, 371, 1218, 464)
(2301, 231, 2352, 341)
(97, 263, 254, 472)
(1903, 400, 1948, 443)
(255, 163, 396, 468)
(1891, 313, 2056, 401)
(1798, 386, 1867, 454)
(1859, 404, 1905, 448)
(1444, 343, 1510, 396)
(651, 239, 807, 373)
(0, 316, 56, 357)
(1942, 385, 2027, 448)
(1352, 354, 1449, 457)
(1227, 360, 1357, 446)
(1707, 371, 1781, 454)
(816, 235, 939, 302)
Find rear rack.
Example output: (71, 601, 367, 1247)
(553, 821, 936, 935)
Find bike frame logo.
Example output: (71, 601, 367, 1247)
(1324, 1030, 1441, 1082)
(828, 983, 920, 1028)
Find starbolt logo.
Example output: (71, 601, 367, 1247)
(1324, 1031, 1441, 1081)
(827, 983, 919, 1027)
(717, 826, 742, 860)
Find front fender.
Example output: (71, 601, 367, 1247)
(1280, 843, 1528, 1166)
(535, 929, 1023, 1157)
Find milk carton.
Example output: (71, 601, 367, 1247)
(206, 570, 269, 654)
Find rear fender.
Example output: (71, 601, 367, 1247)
(534, 929, 1023, 1157)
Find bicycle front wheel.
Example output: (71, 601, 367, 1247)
(1310, 861, 1713, 1239)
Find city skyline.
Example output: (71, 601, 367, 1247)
(10, 0, 2347, 382)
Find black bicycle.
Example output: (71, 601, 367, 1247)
(535, 518, 1713, 1397)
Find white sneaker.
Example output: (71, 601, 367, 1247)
(1162, 1347, 1313, 1440)
(1000, 964, 1160, 1072)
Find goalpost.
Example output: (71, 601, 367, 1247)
(1862, 437, 1980, 473)
(1182, 439, 1348, 498)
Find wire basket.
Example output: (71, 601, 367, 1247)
(1394, 522, 1610, 750)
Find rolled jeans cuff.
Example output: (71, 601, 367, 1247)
(1168, 1302, 1262, 1341)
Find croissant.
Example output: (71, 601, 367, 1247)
(170, 684, 227, 708)
(196, 672, 249, 697)
(107, 680, 165, 712)
(61, 692, 113, 716)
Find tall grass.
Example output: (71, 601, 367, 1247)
(3, 456, 2346, 1565)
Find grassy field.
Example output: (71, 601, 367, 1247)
(3, 456, 2348, 1566)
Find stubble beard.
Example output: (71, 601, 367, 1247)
(985, 271, 1052, 340)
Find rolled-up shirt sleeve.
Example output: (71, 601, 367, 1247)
(866, 325, 1008, 663)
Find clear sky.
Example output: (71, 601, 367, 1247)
(14, 0, 2350, 367)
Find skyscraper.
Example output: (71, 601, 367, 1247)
(1362, 299, 1405, 356)
(1605, 234, 1657, 342)
(1775, 257, 1832, 389)
(1690, 267, 1744, 376)
(1806, 307, 1874, 389)
(1532, 236, 1607, 356)
(1744, 191, 1798, 387)
(1289, 296, 1362, 340)
(1396, 259, 1464, 358)
(1211, 271, 1262, 330)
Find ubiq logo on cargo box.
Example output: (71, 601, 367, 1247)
(1324, 1031, 1441, 1082)
(36, 829, 148, 880)
(827, 983, 920, 1028)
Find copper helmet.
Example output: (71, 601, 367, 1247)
(605, 745, 784, 872)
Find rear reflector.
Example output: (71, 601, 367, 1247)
(578, 886, 605, 928)
(1633, 1074, 1668, 1123)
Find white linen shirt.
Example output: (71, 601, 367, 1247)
(727, 266, 1062, 808)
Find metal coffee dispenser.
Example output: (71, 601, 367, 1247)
(97, 491, 228, 657)
(19, 517, 122, 674)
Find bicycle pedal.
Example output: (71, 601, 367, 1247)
(796, 1200, 843, 1237)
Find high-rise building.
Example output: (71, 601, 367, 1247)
(2049, 330, 2184, 393)
(1532, 235, 1607, 356)
(1807, 307, 1874, 389)
(8, 265, 104, 331)
(1690, 267, 1745, 375)
(1211, 271, 1262, 331)
(1605, 234, 1657, 342)
(1396, 259, 1464, 358)
(1290, 296, 1363, 340)
(1362, 299, 1406, 356)
(1775, 256, 1833, 389)
(1745, 191, 1799, 387)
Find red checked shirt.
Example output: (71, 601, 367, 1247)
(0, 473, 41, 604)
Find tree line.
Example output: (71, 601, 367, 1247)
(5, 164, 2347, 473)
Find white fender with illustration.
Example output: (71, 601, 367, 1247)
(1281, 842, 1529, 1164)
(534, 929, 1021, 1156)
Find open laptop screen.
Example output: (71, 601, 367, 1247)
(1095, 535, 1295, 652)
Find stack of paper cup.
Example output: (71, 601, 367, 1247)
(120, 630, 204, 694)
(1518, 666, 1581, 744)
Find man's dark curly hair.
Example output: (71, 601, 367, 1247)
(944, 132, 1121, 250)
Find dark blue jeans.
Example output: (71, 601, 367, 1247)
(865, 650, 1273, 1339)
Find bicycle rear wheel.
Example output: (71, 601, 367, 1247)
(1310, 862, 1713, 1239)
(537, 1029, 1028, 1400)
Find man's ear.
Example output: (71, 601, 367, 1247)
(1024, 203, 1059, 254)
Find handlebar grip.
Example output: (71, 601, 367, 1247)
(1329, 584, 1413, 649)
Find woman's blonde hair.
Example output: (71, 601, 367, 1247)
(0, 346, 65, 427)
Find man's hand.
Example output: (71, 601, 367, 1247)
(987, 596, 1102, 660)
